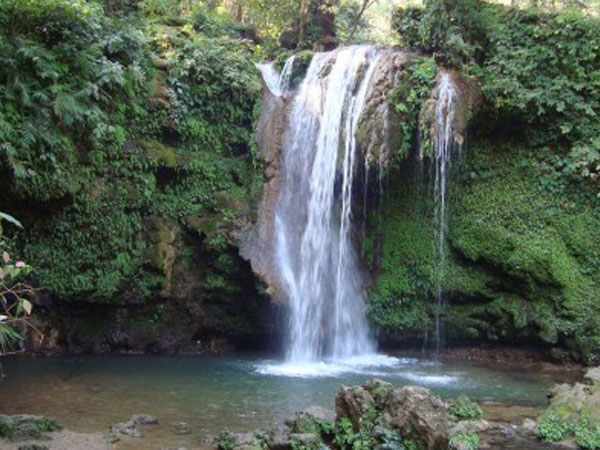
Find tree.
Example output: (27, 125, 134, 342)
(347, 0, 379, 41)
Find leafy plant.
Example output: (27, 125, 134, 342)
(448, 395, 483, 420)
(449, 432, 480, 450)
(0, 212, 41, 378)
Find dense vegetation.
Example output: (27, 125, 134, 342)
(0, 0, 599, 364)
(365, 0, 600, 363)
(0, 0, 272, 352)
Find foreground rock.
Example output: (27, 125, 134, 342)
(216, 379, 493, 450)
(536, 366, 600, 448)
(0, 415, 107, 450)
(105, 413, 159, 442)
(336, 379, 450, 449)
(0, 415, 62, 442)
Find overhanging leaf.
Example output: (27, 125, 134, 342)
(0, 212, 23, 229)
(22, 300, 32, 315)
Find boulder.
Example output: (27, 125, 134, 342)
(265, 425, 292, 450)
(449, 419, 491, 435)
(132, 414, 158, 425)
(383, 386, 450, 450)
(335, 385, 376, 429)
(112, 420, 142, 438)
(286, 406, 335, 433)
(584, 366, 600, 386)
(521, 418, 537, 433)
(171, 422, 191, 435)
(335, 380, 449, 450)
(537, 366, 600, 445)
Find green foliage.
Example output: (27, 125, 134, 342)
(393, 0, 600, 191)
(380, 1, 600, 360)
(575, 418, 600, 450)
(364, 175, 435, 337)
(449, 432, 480, 450)
(0, 0, 263, 309)
(332, 416, 417, 450)
(216, 429, 235, 450)
(448, 396, 483, 420)
(389, 55, 437, 160)
(538, 410, 574, 442)
(539, 409, 600, 449)
(393, 0, 496, 68)
(0, 213, 38, 376)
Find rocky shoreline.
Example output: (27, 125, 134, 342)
(2, 366, 598, 450)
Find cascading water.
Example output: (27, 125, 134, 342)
(275, 46, 381, 363)
(255, 46, 407, 375)
(256, 56, 296, 97)
(431, 73, 458, 352)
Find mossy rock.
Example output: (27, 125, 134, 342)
(0, 415, 61, 442)
(139, 139, 178, 168)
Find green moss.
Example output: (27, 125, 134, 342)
(365, 135, 600, 360)
(140, 140, 178, 168)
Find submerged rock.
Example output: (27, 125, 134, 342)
(131, 414, 158, 425)
(171, 422, 191, 435)
(108, 414, 158, 440)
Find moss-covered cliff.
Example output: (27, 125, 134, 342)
(0, 0, 275, 353)
(365, 0, 600, 363)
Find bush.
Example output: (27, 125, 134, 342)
(448, 395, 483, 421)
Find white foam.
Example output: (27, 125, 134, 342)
(255, 353, 405, 378)
(402, 372, 460, 385)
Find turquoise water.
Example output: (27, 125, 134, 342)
(0, 354, 554, 441)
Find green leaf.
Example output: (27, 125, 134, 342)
(22, 300, 32, 315)
(0, 212, 23, 229)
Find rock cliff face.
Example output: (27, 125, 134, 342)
(240, 83, 292, 303)
(355, 51, 409, 166)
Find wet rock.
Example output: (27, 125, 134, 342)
(286, 406, 335, 433)
(449, 419, 491, 435)
(289, 433, 319, 445)
(584, 366, 600, 385)
(171, 422, 191, 435)
(356, 51, 410, 165)
(132, 414, 158, 425)
(265, 425, 292, 450)
(111, 420, 142, 438)
(520, 418, 537, 433)
(17, 445, 49, 450)
(555, 439, 578, 449)
(217, 429, 266, 449)
(103, 430, 120, 444)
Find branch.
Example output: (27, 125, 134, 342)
(347, 0, 378, 42)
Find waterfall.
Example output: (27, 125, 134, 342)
(271, 46, 381, 363)
(256, 56, 296, 97)
(255, 59, 293, 97)
(278, 55, 296, 92)
(432, 73, 458, 352)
